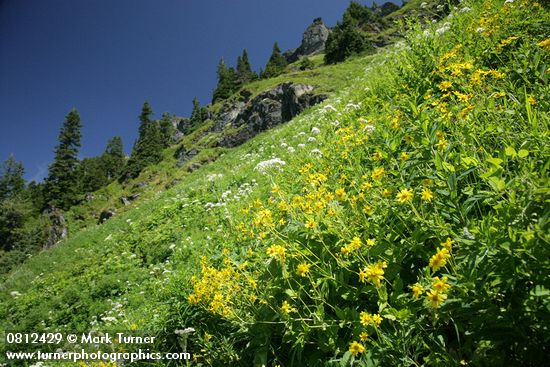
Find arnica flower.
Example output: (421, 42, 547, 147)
(359, 332, 369, 342)
(427, 289, 447, 308)
(421, 188, 434, 202)
(400, 152, 410, 161)
(372, 167, 385, 180)
(429, 247, 451, 271)
(438, 80, 453, 91)
(360, 311, 372, 326)
(412, 283, 423, 298)
(366, 238, 376, 247)
(296, 262, 311, 277)
(305, 218, 316, 229)
(435, 137, 448, 150)
(538, 37, 550, 52)
(266, 244, 286, 262)
(335, 188, 347, 201)
(527, 96, 537, 106)
(371, 314, 383, 326)
(280, 300, 292, 314)
(432, 276, 451, 293)
(441, 237, 454, 250)
(349, 341, 366, 357)
(372, 151, 383, 161)
(382, 188, 392, 198)
(359, 261, 388, 287)
(396, 188, 413, 203)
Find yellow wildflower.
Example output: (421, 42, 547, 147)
(400, 152, 410, 161)
(359, 332, 369, 342)
(335, 188, 347, 201)
(438, 81, 453, 91)
(432, 276, 451, 293)
(372, 151, 383, 161)
(412, 283, 423, 298)
(527, 96, 537, 106)
(435, 138, 448, 150)
(280, 300, 292, 314)
(372, 167, 385, 180)
(396, 188, 413, 203)
(538, 37, 550, 52)
(266, 244, 286, 262)
(371, 314, 383, 326)
(427, 289, 447, 308)
(429, 247, 451, 271)
(349, 341, 365, 357)
(382, 188, 392, 197)
(360, 261, 387, 287)
(360, 311, 371, 326)
(441, 237, 454, 250)
(421, 188, 434, 202)
(363, 205, 373, 215)
(305, 218, 316, 229)
(366, 238, 376, 247)
(296, 262, 312, 277)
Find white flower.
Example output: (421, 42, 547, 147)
(504, 0, 514, 3)
(307, 137, 316, 142)
(363, 124, 375, 133)
(420, 2, 427, 8)
(437, 4, 444, 10)
(323, 104, 337, 112)
(310, 149, 323, 158)
(298, 144, 306, 149)
(10, 291, 21, 298)
(459, 7, 471, 13)
(311, 127, 321, 135)
(476, 27, 485, 33)
(280, 142, 288, 148)
(254, 158, 286, 174)
(287, 146, 295, 153)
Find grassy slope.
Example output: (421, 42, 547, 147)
(2, 0, 549, 366)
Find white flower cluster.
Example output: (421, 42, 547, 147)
(254, 158, 286, 174)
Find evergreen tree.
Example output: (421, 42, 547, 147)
(263, 42, 287, 79)
(121, 102, 163, 180)
(78, 157, 107, 193)
(324, 6, 372, 64)
(188, 98, 204, 133)
(212, 58, 239, 103)
(45, 109, 82, 209)
(236, 49, 257, 85)
(102, 136, 125, 180)
(159, 113, 175, 148)
(0, 155, 25, 200)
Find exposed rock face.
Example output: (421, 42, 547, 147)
(43, 206, 67, 249)
(171, 117, 190, 141)
(175, 147, 199, 168)
(287, 18, 331, 63)
(218, 83, 327, 147)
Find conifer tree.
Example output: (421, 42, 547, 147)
(188, 98, 204, 132)
(45, 109, 82, 209)
(0, 155, 25, 200)
(102, 136, 125, 180)
(236, 49, 257, 85)
(122, 102, 163, 180)
(263, 42, 288, 79)
(159, 113, 174, 148)
(212, 58, 238, 103)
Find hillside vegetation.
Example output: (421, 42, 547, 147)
(1, 0, 549, 366)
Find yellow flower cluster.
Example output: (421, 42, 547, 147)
(429, 247, 451, 271)
(266, 244, 286, 262)
(187, 257, 244, 318)
(341, 236, 362, 255)
(359, 261, 387, 287)
(427, 276, 451, 308)
(360, 311, 383, 327)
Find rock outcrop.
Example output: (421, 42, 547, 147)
(218, 83, 327, 147)
(286, 18, 331, 63)
(43, 206, 67, 249)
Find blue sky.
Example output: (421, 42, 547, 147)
(0, 0, 391, 182)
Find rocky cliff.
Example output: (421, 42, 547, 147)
(286, 18, 331, 63)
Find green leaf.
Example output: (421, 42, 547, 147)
(486, 157, 503, 167)
(518, 149, 529, 158)
(505, 146, 517, 157)
(442, 162, 455, 172)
